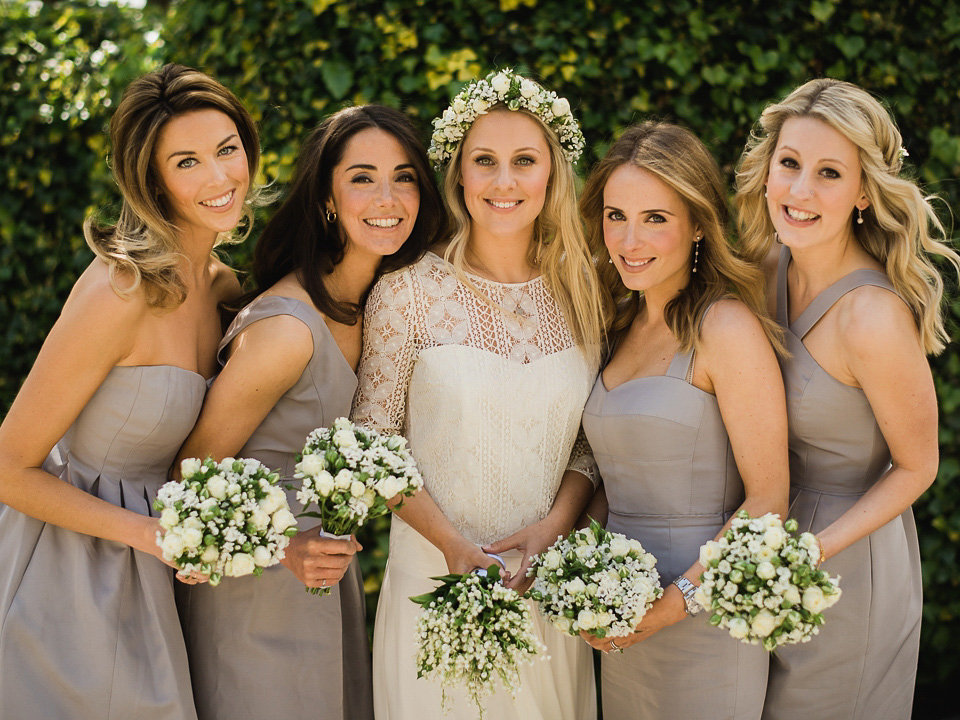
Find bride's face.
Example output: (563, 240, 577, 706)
(459, 110, 551, 243)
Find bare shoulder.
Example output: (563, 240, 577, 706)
(836, 284, 918, 358)
(64, 259, 149, 332)
(700, 297, 766, 348)
(227, 303, 314, 365)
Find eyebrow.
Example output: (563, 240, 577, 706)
(778, 145, 848, 169)
(470, 146, 542, 154)
(603, 205, 676, 216)
(166, 134, 239, 161)
(345, 163, 417, 172)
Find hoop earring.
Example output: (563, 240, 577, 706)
(692, 237, 701, 273)
(775, 232, 782, 245)
(326, 209, 337, 223)
(856, 207, 864, 225)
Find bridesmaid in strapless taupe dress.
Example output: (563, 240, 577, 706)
(175, 105, 443, 720)
(735, 79, 959, 719)
(577, 122, 788, 719)
(0, 64, 260, 719)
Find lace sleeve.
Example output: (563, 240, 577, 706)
(352, 269, 419, 435)
(567, 425, 599, 487)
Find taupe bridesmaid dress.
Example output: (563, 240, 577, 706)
(581, 336, 768, 720)
(762, 247, 922, 720)
(0, 365, 205, 719)
(177, 296, 373, 720)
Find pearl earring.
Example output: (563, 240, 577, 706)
(692, 237, 701, 273)
(857, 207, 864, 225)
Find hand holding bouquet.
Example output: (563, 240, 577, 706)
(154, 456, 298, 585)
(526, 519, 662, 638)
(410, 565, 545, 718)
(697, 511, 841, 650)
(294, 417, 423, 594)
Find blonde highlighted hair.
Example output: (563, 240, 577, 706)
(441, 104, 607, 366)
(735, 77, 959, 355)
(580, 121, 783, 355)
(84, 63, 262, 309)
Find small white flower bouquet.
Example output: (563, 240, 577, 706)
(294, 417, 423, 594)
(696, 511, 842, 651)
(153, 456, 298, 585)
(526, 518, 663, 638)
(410, 565, 545, 718)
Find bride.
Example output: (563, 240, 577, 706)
(352, 69, 606, 720)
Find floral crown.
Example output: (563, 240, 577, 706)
(427, 69, 585, 170)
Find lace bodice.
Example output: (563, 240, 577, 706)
(352, 252, 597, 544)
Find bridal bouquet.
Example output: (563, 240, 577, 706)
(526, 519, 662, 638)
(410, 565, 545, 718)
(154, 456, 298, 585)
(294, 417, 423, 594)
(696, 511, 842, 651)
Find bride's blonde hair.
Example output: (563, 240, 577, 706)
(736, 78, 959, 355)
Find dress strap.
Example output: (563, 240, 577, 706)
(790, 268, 896, 339)
(217, 295, 325, 367)
(665, 299, 722, 384)
(775, 244, 791, 327)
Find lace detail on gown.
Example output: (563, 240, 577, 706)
(353, 252, 597, 545)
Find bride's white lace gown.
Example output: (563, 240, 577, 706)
(353, 252, 598, 720)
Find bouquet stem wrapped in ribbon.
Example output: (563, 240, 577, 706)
(410, 565, 545, 718)
(526, 518, 662, 638)
(154, 457, 298, 585)
(295, 417, 423, 594)
(696, 511, 842, 650)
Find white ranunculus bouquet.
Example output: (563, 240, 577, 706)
(696, 511, 842, 651)
(153, 456, 298, 586)
(410, 566, 545, 718)
(526, 518, 663, 638)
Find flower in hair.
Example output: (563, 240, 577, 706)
(427, 68, 585, 170)
(898, 146, 909, 161)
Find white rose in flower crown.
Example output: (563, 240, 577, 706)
(519, 79, 538, 98)
(350, 480, 366, 498)
(334, 469, 353, 490)
(180, 457, 202, 477)
(472, 98, 488, 114)
(332, 429, 359, 449)
(728, 617, 750, 639)
(298, 453, 324, 477)
(227, 553, 256, 577)
(253, 545, 273, 568)
(271, 508, 297, 533)
(577, 609, 598, 630)
(160, 508, 180, 529)
(491, 73, 511, 94)
(206, 475, 228, 500)
(608, 536, 631, 558)
(551, 97, 570, 117)
(452, 97, 467, 113)
(802, 586, 826, 613)
(751, 609, 778, 638)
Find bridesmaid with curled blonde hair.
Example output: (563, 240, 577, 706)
(736, 77, 959, 720)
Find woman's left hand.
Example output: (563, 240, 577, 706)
(482, 517, 567, 593)
(579, 585, 688, 653)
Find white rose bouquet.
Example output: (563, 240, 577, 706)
(410, 565, 545, 718)
(153, 456, 298, 586)
(294, 417, 423, 594)
(696, 511, 842, 651)
(526, 519, 663, 638)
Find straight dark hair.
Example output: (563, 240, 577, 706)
(240, 104, 445, 322)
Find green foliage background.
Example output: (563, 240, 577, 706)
(2, 0, 957, 709)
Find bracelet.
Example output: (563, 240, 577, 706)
(815, 536, 826, 566)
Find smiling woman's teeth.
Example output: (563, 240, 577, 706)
(786, 207, 818, 221)
(200, 190, 234, 207)
(489, 200, 519, 209)
(623, 258, 652, 268)
(365, 217, 401, 228)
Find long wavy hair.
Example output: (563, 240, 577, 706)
(441, 104, 607, 365)
(241, 105, 443, 324)
(735, 78, 959, 355)
(580, 122, 784, 354)
(84, 63, 261, 309)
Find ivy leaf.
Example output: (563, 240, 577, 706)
(321, 60, 353, 100)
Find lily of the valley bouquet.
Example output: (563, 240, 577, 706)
(154, 456, 298, 585)
(294, 417, 423, 593)
(696, 511, 842, 651)
(526, 519, 663, 638)
(410, 565, 545, 718)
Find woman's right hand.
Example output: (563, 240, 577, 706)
(280, 527, 361, 589)
(442, 535, 509, 580)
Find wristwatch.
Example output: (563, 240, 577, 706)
(672, 576, 701, 615)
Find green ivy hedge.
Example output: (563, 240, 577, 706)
(3, 0, 957, 710)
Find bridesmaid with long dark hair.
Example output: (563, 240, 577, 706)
(175, 104, 444, 720)
(0, 64, 259, 719)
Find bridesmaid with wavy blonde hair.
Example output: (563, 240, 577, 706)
(736, 77, 959, 720)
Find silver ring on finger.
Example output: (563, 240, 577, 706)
(609, 639, 623, 653)
(321, 579, 327, 588)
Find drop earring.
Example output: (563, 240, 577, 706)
(692, 237, 701, 273)
(857, 207, 864, 225)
